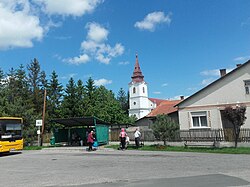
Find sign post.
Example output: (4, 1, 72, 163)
(36, 120, 42, 147)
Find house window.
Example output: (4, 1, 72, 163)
(191, 111, 208, 127)
(133, 87, 136, 94)
(244, 80, 250, 95)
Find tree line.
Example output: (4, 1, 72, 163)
(0, 58, 135, 144)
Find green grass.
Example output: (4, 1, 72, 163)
(23, 146, 44, 150)
(106, 144, 250, 154)
(23, 144, 62, 150)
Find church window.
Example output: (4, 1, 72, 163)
(133, 102, 136, 105)
(143, 87, 145, 93)
(133, 87, 136, 94)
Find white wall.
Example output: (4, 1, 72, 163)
(178, 64, 250, 130)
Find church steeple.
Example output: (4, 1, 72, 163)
(131, 54, 144, 83)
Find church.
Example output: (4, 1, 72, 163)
(128, 55, 182, 121)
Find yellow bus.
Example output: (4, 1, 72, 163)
(0, 117, 24, 153)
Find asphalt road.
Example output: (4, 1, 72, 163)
(1, 147, 250, 187)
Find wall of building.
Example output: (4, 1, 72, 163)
(178, 64, 250, 130)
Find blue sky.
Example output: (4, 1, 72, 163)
(0, 0, 250, 100)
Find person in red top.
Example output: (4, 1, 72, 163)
(87, 131, 95, 151)
(119, 128, 127, 150)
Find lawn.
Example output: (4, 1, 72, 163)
(106, 144, 250, 154)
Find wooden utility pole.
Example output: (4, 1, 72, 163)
(41, 89, 47, 146)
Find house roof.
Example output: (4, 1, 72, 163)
(147, 100, 182, 117)
(148, 98, 166, 106)
(176, 60, 250, 107)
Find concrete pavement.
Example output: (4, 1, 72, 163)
(1, 147, 250, 187)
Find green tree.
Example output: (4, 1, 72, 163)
(94, 86, 131, 124)
(27, 58, 43, 113)
(152, 114, 179, 145)
(47, 71, 64, 131)
(75, 79, 86, 116)
(117, 88, 129, 115)
(223, 105, 247, 148)
(61, 77, 78, 117)
(84, 77, 96, 116)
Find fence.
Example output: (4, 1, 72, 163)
(110, 128, 250, 142)
(174, 128, 250, 142)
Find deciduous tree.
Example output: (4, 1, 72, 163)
(223, 105, 247, 148)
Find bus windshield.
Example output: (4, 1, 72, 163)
(0, 119, 23, 140)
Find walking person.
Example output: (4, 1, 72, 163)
(134, 128, 141, 148)
(87, 131, 95, 151)
(119, 128, 127, 150)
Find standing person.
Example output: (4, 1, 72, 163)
(87, 131, 95, 151)
(134, 128, 141, 148)
(119, 128, 127, 150)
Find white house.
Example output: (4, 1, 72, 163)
(176, 61, 250, 130)
(128, 55, 164, 119)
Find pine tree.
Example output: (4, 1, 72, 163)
(47, 71, 64, 130)
(27, 58, 43, 113)
(61, 77, 78, 117)
(75, 79, 86, 116)
(84, 77, 96, 116)
(117, 88, 129, 115)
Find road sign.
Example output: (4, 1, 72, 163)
(37, 129, 41, 135)
(36, 120, 42, 126)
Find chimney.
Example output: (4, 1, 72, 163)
(220, 69, 226, 77)
(180, 96, 184, 100)
(236, 64, 241, 68)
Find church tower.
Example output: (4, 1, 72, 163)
(129, 54, 152, 119)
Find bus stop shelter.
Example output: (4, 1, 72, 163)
(51, 117, 110, 146)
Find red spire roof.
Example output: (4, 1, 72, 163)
(131, 54, 144, 83)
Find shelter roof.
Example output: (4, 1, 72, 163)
(51, 117, 109, 127)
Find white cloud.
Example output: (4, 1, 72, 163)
(94, 78, 112, 86)
(153, 91, 161, 94)
(201, 78, 215, 86)
(200, 69, 220, 77)
(161, 83, 168, 87)
(118, 61, 129, 65)
(0, 0, 103, 50)
(60, 73, 77, 80)
(134, 11, 172, 32)
(0, 1, 44, 49)
(170, 95, 189, 100)
(68, 22, 125, 65)
(234, 56, 250, 62)
(54, 36, 72, 40)
(35, 0, 102, 17)
(63, 54, 90, 65)
(241, 17, 250, 27)
(86, 22, 108, 43)
(200, 67, 233, 86)
(200, 68, 234, 77)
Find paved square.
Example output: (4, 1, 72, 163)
(1, 148, 250, 187)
